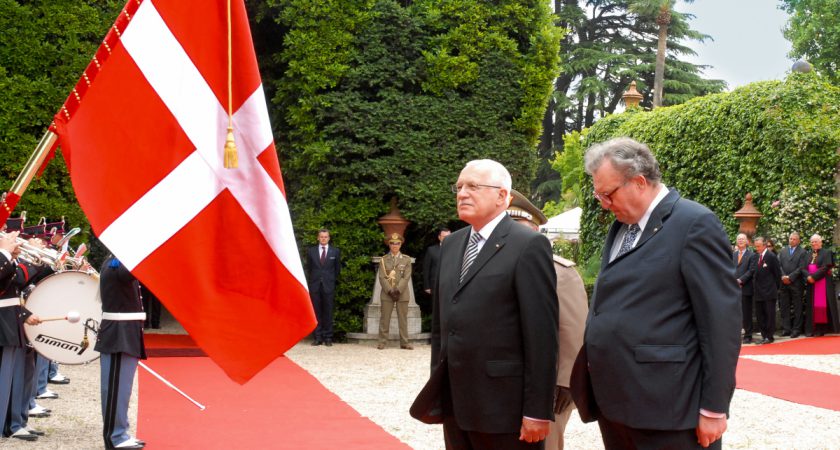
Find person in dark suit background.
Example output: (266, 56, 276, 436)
(733, 233, 757, 343)
(306, 229, 341, 346)
(571, 137, 741, 449)
(804, 234, 840, 336)
(422, 227, 450, 296)
(778, 232, 807, 337)
(412, 159, 558, 449)
(751, 236, 782, 344)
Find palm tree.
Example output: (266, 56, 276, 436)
(630, 0, 694, 108)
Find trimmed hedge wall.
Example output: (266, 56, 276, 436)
(579, 73, 840, 262)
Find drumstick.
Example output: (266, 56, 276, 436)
(38, 311, 81, 323)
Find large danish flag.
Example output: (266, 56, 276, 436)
(53, 0, 315, 383)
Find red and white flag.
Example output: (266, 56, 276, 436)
(53, 0, 315, 383)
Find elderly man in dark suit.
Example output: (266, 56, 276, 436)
(571, 137, 741, 449)
(412, 159, 558, 449)
(751, 236, 782, 344)
(779, 232, 807, 337)
(734, 233, 757, 343)
(306, 229, 341, 346)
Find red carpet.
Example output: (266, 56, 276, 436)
(137, 356, 410, 449)
(736, 358, 840, 411)
(739, 336, 839, 355)
(736, 336, 840, 411)
(144, 334, 206, 357)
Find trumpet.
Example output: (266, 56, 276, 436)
(0, 230, 91, 272)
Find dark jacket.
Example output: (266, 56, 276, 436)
(752, 249, 782, 301)
(734, 248, 755, 294)
(573, 189, 741, 430)
(422, 244, 442, 292)
(95, 257, 146, 359)
(779, 245, 807, 285)
(424, 214, 558, 432)
(306, 245, 340, 294)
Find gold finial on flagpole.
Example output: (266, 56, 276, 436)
(224, 0, 238, 169)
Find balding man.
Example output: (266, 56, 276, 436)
(412, 160, 558, 449)
(508, 190, 588, 450)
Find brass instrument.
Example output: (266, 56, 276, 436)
(0, 230, 91, 272)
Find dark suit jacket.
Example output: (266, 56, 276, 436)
(752, 250, 782, 301)
(779, 245, 807, 285)
(306, 245, 340, 294)
(572, 189, 741, 430)
(418, 214, 558, 433)
(422, 244, 441, 292)
(734, 248, 755, 294)
(95, 257, 146, 359)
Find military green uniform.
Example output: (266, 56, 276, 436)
(378, 252, 412, 347)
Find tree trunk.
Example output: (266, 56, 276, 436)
(653, 4, 671, 108)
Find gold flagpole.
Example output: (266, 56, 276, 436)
(11, 130, 58, 196)
(223, 0, 239, 169)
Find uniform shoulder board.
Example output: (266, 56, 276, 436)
(553, 254, 575, 267)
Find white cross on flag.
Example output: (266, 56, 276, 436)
(52, 0, 315, 383)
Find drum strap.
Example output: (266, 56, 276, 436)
(0, 297, 20, 308)
(102, 312, 147, 321)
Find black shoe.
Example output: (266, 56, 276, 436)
(311, 340, 323, 346)
(782, 331, 791, 337)
(742, 337, 752, 344)
(324, 340, 333, 347)
(805, 333, 814, 337)
(791, 332, 800, 338)
(26, 428, 45, 436)
(758, 338, 771, 345)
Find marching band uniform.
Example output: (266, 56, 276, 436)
(6, 260, 53, 440)
(0, 247, 25, 440)
(97, 256, 146, 449)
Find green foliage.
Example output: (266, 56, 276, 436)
(533, 0, 725, 205)
(579, 73, 840, 262)
(548, 129, 586, 210)
(780, 0, 840, 85)
(0, 0, 122, 251)
(264, 0, 561, 331)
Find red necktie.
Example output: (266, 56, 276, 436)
(758, 252, 763, 267)
(320, 247, 326, 265)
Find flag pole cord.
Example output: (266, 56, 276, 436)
(138, 361, 206, 410)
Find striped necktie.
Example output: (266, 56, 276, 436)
(460, 233, 482, 283)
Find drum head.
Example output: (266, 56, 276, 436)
(24, 271, 102, 364)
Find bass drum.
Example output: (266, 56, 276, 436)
(24, 270, 102, 364)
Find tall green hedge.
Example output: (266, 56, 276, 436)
(266, 0, 562, 332)
(579, 73, 840, 262)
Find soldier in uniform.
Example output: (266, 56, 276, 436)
(377, 233, 413, 350)
(97, 254, 146, 449)
(507, 190, 588, 450)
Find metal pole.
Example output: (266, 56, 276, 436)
(138, 361, 206, 410)
(11, 130, 58, 195)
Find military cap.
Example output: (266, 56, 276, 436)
(387, 232, 404, 244)
(507, 189, 547, 227)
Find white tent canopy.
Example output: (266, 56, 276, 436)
(540, 207, 581, 242)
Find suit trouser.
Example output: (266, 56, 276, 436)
(6, 346, 35, 434)
(597, 414, 721, 450)
(741, 294, 754, 337)
(379, 298, 408, 346)
(778, 283, 805, 334)
(755, 298, 776, 340)
(0, 346, 20, 436)
(443, 414, 544, 450)
(101, 352, 139, 449)
(310, 285, 335, 341)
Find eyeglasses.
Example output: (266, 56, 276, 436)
(451, 183, 502, 194)
(593, 181, 628, 205)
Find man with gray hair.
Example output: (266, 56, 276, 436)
(412, 159, 558, 449)
(570, 137, 741, 449)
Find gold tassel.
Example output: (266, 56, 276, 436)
(224, 125, 238, 168)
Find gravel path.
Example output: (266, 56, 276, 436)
(2, 340, 838, 449)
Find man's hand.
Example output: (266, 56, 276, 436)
(388, 288, 401, 300)
(519, 417, 549, 443)
(424, 288, 431, 294)
(782, 275, 790, 285)
(807, 276, 815, 284)
(0, 231, 21, 255)
(696, 414, 726, 448)
(25, 315, 41, 326)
